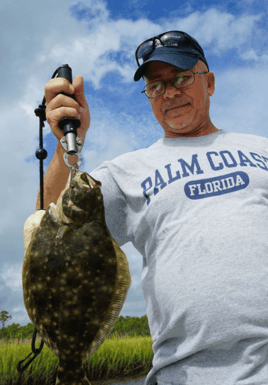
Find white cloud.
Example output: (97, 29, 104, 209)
(241, 50, 268, 63)
(211, 66, 268, 134)
(162, 8, 264, 56)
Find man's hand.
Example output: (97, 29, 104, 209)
(45, 75, 90, 145)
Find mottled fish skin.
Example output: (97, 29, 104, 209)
(22, 170, 132, 385)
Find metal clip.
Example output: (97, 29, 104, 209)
(60, 136, 83, 168)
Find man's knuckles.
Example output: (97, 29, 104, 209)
(46, 106, 79, 124)
(45, 79, 74, 103)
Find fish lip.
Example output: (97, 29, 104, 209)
(80, 181, 97, 189)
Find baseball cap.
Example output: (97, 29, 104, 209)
(134, 31, 209, 81)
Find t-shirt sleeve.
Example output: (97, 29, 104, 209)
(89, 162, 132, 247)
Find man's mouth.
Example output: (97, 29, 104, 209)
(170, 103, 189, 110)
(167, 103, 189, 112)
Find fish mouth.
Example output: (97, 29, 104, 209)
(85, 180, 98, 189)
(77, 174, 99, 190)
(80, 181, 94, 189)
(89, 180, 98, 189)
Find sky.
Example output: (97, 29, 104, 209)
(1, 0, 268, 330)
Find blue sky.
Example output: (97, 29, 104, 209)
(1, 0, 268, 330)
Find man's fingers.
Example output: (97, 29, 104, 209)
(46, 106, 81, 130)
(44, 74, 90, 142)
(45, 78, 74, 105)
(48, 106, 81, 121)
(46, 93, 80, 113)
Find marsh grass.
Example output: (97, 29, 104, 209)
(0, 332, 153, 384)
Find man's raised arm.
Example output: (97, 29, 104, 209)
(35, 74, 90, 211)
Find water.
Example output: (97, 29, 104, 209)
(112, 378, 146, 385)
(91, 374, 147, 385)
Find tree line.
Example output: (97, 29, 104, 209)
(0, 310, 152, 342)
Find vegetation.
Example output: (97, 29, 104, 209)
(0, 312, 154, 385)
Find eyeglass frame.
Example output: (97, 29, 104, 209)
(141, 71, 208, 98)
(135, 30, 206, 68)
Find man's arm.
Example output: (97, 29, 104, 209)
(35, 74, 90, 211)
(35, 143, 78, 211)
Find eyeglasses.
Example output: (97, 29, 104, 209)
(135, 31, 206, 67)
(142, 71, 208, 98)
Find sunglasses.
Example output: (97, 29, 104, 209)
(135, 31, 206, 67)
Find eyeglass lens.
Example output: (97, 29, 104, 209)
(145, 73, 194, 98)
(160, 32, 187, 46)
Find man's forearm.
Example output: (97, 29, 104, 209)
(35, 142, 78, 211)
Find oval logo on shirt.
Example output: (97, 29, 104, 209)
(184, 171, 249, 200)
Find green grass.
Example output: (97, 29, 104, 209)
(0, 332, 154, 383)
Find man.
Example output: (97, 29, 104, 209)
(41, 31, 268, 385)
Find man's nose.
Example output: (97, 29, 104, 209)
(163, 81, 183, 98)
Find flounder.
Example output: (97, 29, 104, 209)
(22, 169, 132, 385)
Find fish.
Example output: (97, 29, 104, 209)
(22, 169, 132, 385)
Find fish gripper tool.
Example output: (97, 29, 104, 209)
(60, 135, 83, 171)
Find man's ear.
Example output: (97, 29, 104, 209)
(207, 72, 215, 97)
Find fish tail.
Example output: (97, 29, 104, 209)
(55, 364, 91, 385)
(55, 376, 91, 385)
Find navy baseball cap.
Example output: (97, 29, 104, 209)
(134, 31, 209, 81)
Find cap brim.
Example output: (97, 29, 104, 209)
(134, 47, 200, 81)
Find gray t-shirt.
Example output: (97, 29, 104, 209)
(90, 130, 268, 385)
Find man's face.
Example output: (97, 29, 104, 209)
(143, 60, 216, 138)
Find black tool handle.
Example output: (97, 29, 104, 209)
(57, 64, 73, 84)
(57, 64, 81, 154)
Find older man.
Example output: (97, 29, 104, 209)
(42, 31, 268, 385)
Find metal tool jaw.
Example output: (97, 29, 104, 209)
(60, 136, 83, 170)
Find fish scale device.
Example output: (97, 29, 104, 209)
(17, 65, 132, 384)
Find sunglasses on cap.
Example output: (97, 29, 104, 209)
(135, 30, 207, 67)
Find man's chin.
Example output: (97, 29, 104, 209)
(166, 121, 192, 130)
(168, 122, 188, 129)
(165, 114, 195, 131)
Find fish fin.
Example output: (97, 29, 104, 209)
(23, 210, 46, 255)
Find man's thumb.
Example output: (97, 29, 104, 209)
(73, 75, 87, 107)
